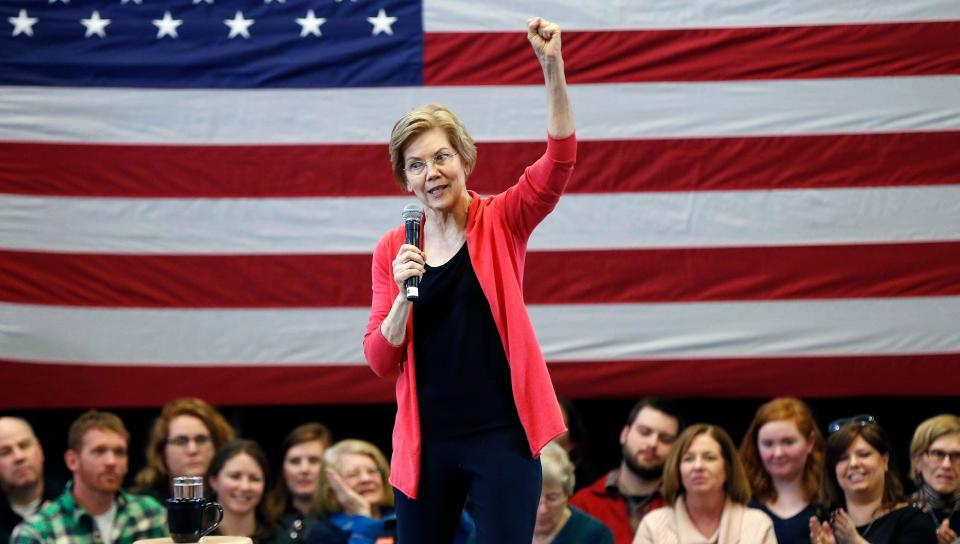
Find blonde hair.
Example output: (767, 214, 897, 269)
(910, 414, 960, 481)
(388, 103, 476, 189)
(739, 397, 824, 503)
(320, 439, 394, 511)
(662, 424, 751, 505)
(540, 441, 576, 496)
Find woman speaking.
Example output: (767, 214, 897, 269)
(363, 16, 575, 543)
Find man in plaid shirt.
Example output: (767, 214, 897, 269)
(11, 410, 167, 544)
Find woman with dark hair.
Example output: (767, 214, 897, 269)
(265, 423, 337, 544)
(208, 439, 277, 543)
(909, 414, 960, 544)
(741, 397, 825, 544)
(634, 424, 776, 543)
(133, 397, 235, 502)
(809, 417, 936, 544)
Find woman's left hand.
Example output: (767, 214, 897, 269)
(830, 509, 869, 544)
(937, 518, 958, 544)
(527, 17, 562, 63)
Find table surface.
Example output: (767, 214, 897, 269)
(135, 538, 253, 544)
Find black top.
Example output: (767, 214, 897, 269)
(855, 505, 937, 544)
(413, 242, 521, 439)
(749, 498, 813, 544)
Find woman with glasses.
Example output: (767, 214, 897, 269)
(809, 417, 936, 544)
(909, 414, 960, 544)
(534, 441, 612, 544)
(634, 424, 776, 544)
(132, 397, 235, 502)
(265, 422, 339, 544)
(363, 15, 574, 544)
(740, 397, 825, 544)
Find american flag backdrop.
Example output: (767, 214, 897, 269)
(1, 0, 959, 409)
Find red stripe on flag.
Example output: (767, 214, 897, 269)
(4, 242, 959, 307)
(425, 22, 960, 85)
(1, 354, 956, 408)
(3, 132, 959, 197)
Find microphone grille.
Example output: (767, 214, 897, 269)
(401, 204, 423, 222)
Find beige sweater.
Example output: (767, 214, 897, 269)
(633, 497, 777, 544)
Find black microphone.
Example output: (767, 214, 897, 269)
(401, 204, 423, 301)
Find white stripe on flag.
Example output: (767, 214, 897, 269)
(4, 297, 960, 364)
(424, 0, 960, 31)
(2, 77, 959, 143)
(3, 186, 959, 254)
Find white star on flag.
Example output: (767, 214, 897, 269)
(8, 9, 38, 37)
(193, 0, 214, 4)
(48, 0, 69, 4)
(264, 0, 285, 3)
(367, 8, 396, 36)
(80, 11, 111, 38)
(224, 11, 254, 39)
(120, 0, 143, 4)
(152, 11, 182, 39)
(296, 10, 325, 38)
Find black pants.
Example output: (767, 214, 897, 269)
(394, 426, 542, 544)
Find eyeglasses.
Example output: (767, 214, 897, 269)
(404, 151, 458, 177)
(926, 449, 960, 464)
(342, 466, 382, 481)
(827, 414, 876, 435)
(167, 434, 213, 447)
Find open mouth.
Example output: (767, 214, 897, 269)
(427, 184, 447, 196)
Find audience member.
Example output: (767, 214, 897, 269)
(10, 410, 166, 544)
(571, 397, 683, 544)
(312, 439, 397, 544)
(534, 441, 612, 544)
(909, 414, 960, 544)
(810, 415, 936, 544)
(634, 423, 775, 543)
(133, 397, 236, 502)
(265, 422, 339, 544)
(740, 397, 825, 544)
(0, 417, 64, 544)
(208, 439, 277, 542)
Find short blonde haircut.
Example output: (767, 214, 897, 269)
(540, 441, 576, 496)
(662, 424, 751, 505)
(910, 414, 960, 481)
(321, 439, 394, 509)
(388, 104, 477, 190)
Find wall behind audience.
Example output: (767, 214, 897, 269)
(9, 396, 953, 493)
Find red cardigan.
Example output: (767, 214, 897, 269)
(363, 132, 577, 499)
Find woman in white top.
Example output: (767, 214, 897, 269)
(634, 424, 776, 544)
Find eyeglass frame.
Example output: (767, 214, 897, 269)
(827, 414, 876, 435)
(403, 151, 458, 177)
(166, 434, 213, 447)
(925, 448, 960, 464)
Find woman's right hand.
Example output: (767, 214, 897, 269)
(392, 244, 425, 296)
(326, 467, 372, 518)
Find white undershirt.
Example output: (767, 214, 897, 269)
(92, 502, 118, 544)
(10, 498, 41, 520)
